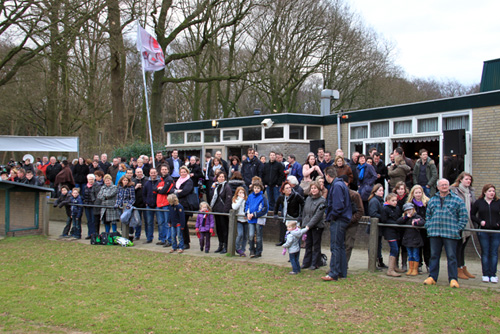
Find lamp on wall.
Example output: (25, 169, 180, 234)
(211, 119, 219, 128)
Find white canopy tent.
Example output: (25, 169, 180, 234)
(0, 136, 79, 155)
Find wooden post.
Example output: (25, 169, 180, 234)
(226, 210, 237, 256)
(368, 217, 379, 272)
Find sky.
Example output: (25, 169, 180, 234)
(348, 0, 500, 86)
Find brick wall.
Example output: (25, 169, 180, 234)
(256, 143, 311, 163)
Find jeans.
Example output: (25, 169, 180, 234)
(62, 216, 72, 236)
(84, 207, 95, 236)
(71, 217, 82, 238)
(328, 220, 348, 279)
(266, 186, 280, 211)
(345, 224, 357, 265)
(289, 251, 301, 273)
(429, 237, 458, 282)
(407, 247, 420, 262)
(104, 222, 117, 233)
(171, 225, 184, 250)
(157, 206, 171, 243)
(478, 232, 500, 277)
(144, 207, 158, 242)
(248, 223, 263, 255)
(75, 184, 85, 197)
(423, 186, 431, 197)
(236, 221, 248, 252)
(388, 240, 399, 257)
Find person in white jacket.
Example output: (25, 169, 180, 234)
(282, 220, 309, 275)
(232, 186, 248, 257)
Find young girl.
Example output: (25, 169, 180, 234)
(115, 175, 136, 241)
(195, 202, 215, 253)
(69, 188, 84, 239)
(231, 187, 248, 257)
(381, 193, 403, 277)
(282, 220, 309, 275)
(393, 181, 409, 271)
(397, 203, 425, 276)
(168, 193, 185, 253)
(245, 181, 269, 258)
(54, 185, 72, 238)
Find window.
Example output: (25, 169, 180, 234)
(289, 125, 304, 139)
(265, 127, 284, 139)
(393, 120, 412, 135)
(351, 125, 368, 139)
(186, 132, 201, 143)
(242, 127, 261, 141)
(417, 118, 438, 132)
(204, 130, 220, 143)
(223, 130, 239, 141)
(370, 121, 389, 138)
(170, 132, 184, 144)
(306, 126, 321, 140)
(443, 115, 469, 131)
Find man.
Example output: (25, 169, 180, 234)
(348, 151, 359, 191)
(108, 158, 120, 183)
(276, 152, 285, 166)
(143, 168, 160, 243)
(317, 147, 325, 164)
(203, 152, 213, 202)
(131, 168, 147, 240)
(46, 156, 62, 195)
(393, 147, 414, 188)
(319, 151, 334, 172)
(322, 167, 352, 282)
(342, 175, 364, 266)
(154, 151, 165, 168)
(241, 148, 262, 187)
(368, 147, 377, 157)
(285, 155, 303, 183)
(373, 153, 388, 189)
(166, 149, 181, 181)
(154, 164, 175, 246)
(99, 153, 111, 174)
(424, 178, 468, 288)
(262, 151, 285, 211)
(15, 168, 28, 184)
(37, 156, 50, 183)
(413, 148, 438, 197)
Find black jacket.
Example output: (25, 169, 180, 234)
(262, 160, 285, 188)
(187, 163, 203, 183)
(274, 190, 304, 219)
(46, 163, 62, 183)
(381, 204, 401, 240)
(73, 163, 89, 184)
(471, 198, 500, 230)
(241, 157, 263, 186)
(211, 182, 233, 213)
(397, 213, 425, 247)
(132, 176, 148, 208)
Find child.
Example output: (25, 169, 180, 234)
(245, 181, 268, 258)
(381, 193, 403, 277)
(397, 203, 425, 276)
(195, 202, 215, 253)
(231, 187, 248, 257)
(54, 185, 72, 238)
(282, 220, 309, 275)
(69, 188, 84, 239)
(168, 193, 185, 253)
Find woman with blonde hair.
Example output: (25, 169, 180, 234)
(407, 184, 430, 273)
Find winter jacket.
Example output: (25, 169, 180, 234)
(155, 175, 175, 208)
(388, 162, 411, 188)
(54, 192, 72, 217)
(83, 182, 102, 205)
(283, 227, 308, 254)
(241, 156, 263, 186)
(176, 178, 194, 211)
(397, 213, 425, 247)
(97, 184, 120, 222)
(108, 164, 119, 182)
(368, 195, 384, 221)
(54, 166, 75, 189)
(143, 177, 160, 208)
(211, 182, 233, 213)
(187, 163, 203, 184)
(412, 158, 438, 196)
(70, 195, 83, 218)
(301, 194, 326, 229)
(115, 185, 135, 209)
(425, 192, 468, 239)
(245, 191, 269, 224)
(374, 161, 388, 188)
(348, 160, 359, 191)
(470, 198, 500, 230)
(262, 160, 285, 188)
(325, 177, 352, 223)
(334, 164, 353, 184)
(195, 211, 215, 232)
(274, 190, 304, 219)
(286, 161, 303, 183)
(381, 204, 401, 240)
(228, 179, 248, 195)
(72, 163, 89, 184)
(357, 164, 377, 201)
(232, 196, 247, 222)
(132, 176, 147, 208)
(169, 203, 186, 228)
(349, 190, 364, 228)
(115, 171, 125, 185)
(46, 163, 62, 183)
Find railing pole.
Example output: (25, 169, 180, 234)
(226, 209, 237, 256)
(368, 217, 379, 273)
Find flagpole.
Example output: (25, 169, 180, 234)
(138, 21, 156, 169)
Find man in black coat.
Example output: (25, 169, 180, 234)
(46, 156, 62, 196)
(262, 151, 285, 211)
(131, 168, 148, 240)
(241, 148, 263, 187)
(348, 151, 359, 191)
(373, 153, 388, 189)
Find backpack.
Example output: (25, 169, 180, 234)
(90, 233, 99, 245)
(98, 232, 111, 245)
(320, 253, 328, 267)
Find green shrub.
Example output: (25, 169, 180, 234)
(112, 141, 164, 160)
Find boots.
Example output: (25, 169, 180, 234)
(394, 262, 406, 273)
(406, 261, 418, 276)
(220, 243, 227, 254)
(457, 267, 469, 280)
(386, 256, 401, 277)
(214, 243, 223, 253)
(377, 257, 388, 269)
(128, 235, 134, 242)
(462, 266, 476, 279)
(406, 261, 414, 276)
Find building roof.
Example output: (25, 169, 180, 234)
(0, 180, 54, 192)
(480, 58, 500, 92)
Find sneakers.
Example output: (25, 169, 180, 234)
(450, 279, 460, 288)
(491, 276, 498, 283)
(321, 275, 338, 282)
(482, 276, 490, 283)
(423, 277, 436, 285)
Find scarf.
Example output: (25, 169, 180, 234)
(458, 183, 473, 239)
(86, 182, 93, 188)
(357, 163, 366, 181)
(176, 174, 190, 189)
(412, 198, 423, 207)
(210, 181, 226, 208)
(200, 209, 209, 227)
(397, 194, 405, 202)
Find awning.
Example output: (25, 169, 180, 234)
(0, 136, 79, 152)
(393, 136, 439, 143)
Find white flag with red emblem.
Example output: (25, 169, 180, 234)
(136, 25, 165, 72)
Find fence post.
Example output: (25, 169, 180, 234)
(368, 217, 379, 273)
(226, 210, 237, 256)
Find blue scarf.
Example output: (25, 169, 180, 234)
(357, 163, 366, 181)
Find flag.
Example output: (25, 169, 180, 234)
(136, 24, 165, 72)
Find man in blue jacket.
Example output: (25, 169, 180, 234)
(322, 167, 352, 282)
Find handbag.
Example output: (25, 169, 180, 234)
(187, 191, 199, 211)
(120, 207, 133, 225)
(129, 208, 141, 228)
(299, 180, 311, 195)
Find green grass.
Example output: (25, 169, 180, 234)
(1, 236, 500, 333)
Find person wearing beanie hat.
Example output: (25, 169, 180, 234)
(397, 202, 425, 275)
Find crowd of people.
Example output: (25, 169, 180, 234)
(1, 146, 498, 287)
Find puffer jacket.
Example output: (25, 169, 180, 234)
(282, 227, 308, 254)
(70, 195, 83, 218)
(301, 194, 326, 229)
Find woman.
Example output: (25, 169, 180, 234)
(393, 181, 409, 271)
(300, 181, 326, 270)
(316, 176, 328, 198)
(83, 173, 102, 239)
(208, 157, 223, 183)
(450, 172, 476, 280)
(175, 166, 196, 249)
(357, 154, 378, 214)
(274, 181, 304, 246)
(368, 183, 387, 269)
(187, 156, 203, 196)
(228, 156, 241, 179)
(301, 154, 323, 195)
(97, 174, 120, 233)
(333, 156, 353, 185)
(388, 156, 410, 192)
(73, 157, 89, 196)
(228, 171, 248, 195)
(116, 175, 136, 241)
(471, 184, 500, 283)
(407, 185, 430, 273)
(210, 171, 233, 254)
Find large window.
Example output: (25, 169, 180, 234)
(306, 126, 321, 140)
(170, 132, 184, 144)
(186, 132, 201, 143)
(393, 120, 412, 135)
(223, 130, 239, 141)
(242, 127, 261, 141)
(370, 121, 389, 138)
(443, 115, 469, 131)
(290, 125, 304, 139)
(204, 130, 220, 143)
(265, 126, 284, 139)
(351, 125, 368, 139)
(417, 118, 438, 132)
